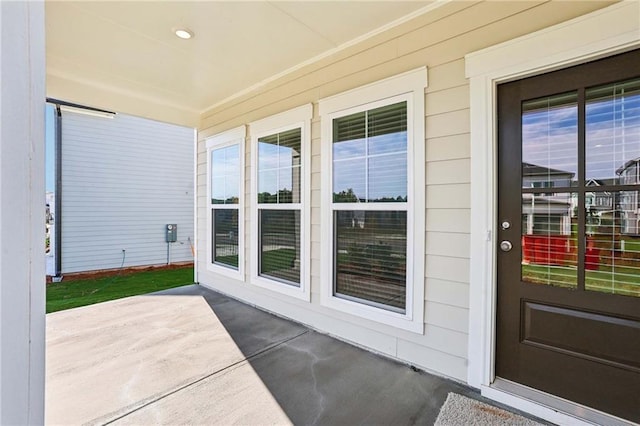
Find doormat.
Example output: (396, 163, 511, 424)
(435, 393, 543, 426)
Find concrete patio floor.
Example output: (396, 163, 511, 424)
(46, 284, 534, 425)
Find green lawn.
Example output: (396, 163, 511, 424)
(47, 266, 194, 313)
(261, 248, 296, 273)
(522, 264, 640, 297)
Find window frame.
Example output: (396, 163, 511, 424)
(206, 125, 246, 280)
(250, 105, 312, 301)
(319, 68, 426, 333)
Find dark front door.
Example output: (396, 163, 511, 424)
(497, 49, 640, 423)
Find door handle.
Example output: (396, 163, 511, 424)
(500, 240, 513, 252)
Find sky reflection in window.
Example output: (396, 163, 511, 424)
(333, 102, 407, 202)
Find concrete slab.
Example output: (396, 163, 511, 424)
(46, 285, 543, 425)
(109, 360, 294, 425)
(46, 286, 304, 424)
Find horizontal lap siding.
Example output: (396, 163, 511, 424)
(61, 113, 194, 273)
(196, 0, 614, 382)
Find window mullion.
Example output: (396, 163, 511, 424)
(276, 133, 280, 204)
(577, 87, 586, 291)
(365, 110, 369, 203)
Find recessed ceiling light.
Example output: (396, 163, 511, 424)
(174, 28, 193, 40)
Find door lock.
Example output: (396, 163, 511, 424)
(501, 221, 511, 230)
(500, 240, 513, 252)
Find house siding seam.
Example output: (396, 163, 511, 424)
(61, 112, 194, 273)
(196, 0, 615, 382)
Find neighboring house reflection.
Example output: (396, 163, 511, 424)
(522, 162, 574, 191)
(522, 162, 574, 236)
(616, 157, 640, 235)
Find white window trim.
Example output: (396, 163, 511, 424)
(465, 2, 640, 424)
(319, 68, 426, 334)
(249, 104, 312, 301)
(206, 125, 246, 281)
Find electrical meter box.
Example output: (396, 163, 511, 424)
(166, 224, 177, 243)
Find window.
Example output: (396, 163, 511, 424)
(250, 105, 312, 300)
(332, 101, 408, 312)
(319, 69, 426, 333)
(206, 126, 245, 279)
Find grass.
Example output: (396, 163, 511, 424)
(214, 254, 239, 268)
(522, 264, 640, 297)
(261, 248, 296, 273)
(46, 266, 194, 313)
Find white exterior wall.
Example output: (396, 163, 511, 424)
(195, 0, 614, 383)
(0, 1, 46, 423)
(61, 112, 194, 273)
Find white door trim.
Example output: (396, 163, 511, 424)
(465, 2, 640, 424)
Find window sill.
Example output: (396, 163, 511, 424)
(207, 262, 244, 281)
(320, 291, 424, 334)
(251, 275, 310, 301)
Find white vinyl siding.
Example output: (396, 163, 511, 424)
(61, 111, 194, 273)
(195, 0, 613, 382)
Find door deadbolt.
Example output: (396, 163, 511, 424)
(501, 221, 511, 230)
(500, 240, 513, 252)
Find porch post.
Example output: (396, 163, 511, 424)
(0, 1, 46, 424)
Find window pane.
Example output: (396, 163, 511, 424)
(522, 93, 578, 189)
(257, 128, 302, 205)
(278, 128, 301, 168)
(521, 192, 577, 289)
(258, 170, 278, 203)
(333, 102, 407, 203)
(278, 167, 300, 203)
(213, 209, 238, 269)
(586, 190, 640, 298)
(211, 177, 226, 204)
(259, 210, 300, 285)
(211, 144, 240, 205)
(586, 78, 640, 183)
(333, 158, 365, 202)
(368, 153, 407, 202)
(368, 132, 407, 157)
(334, 210, 407, 311)
(211, 149, 226, 176)
(225, 175, 239, 204)
(368, 101, 407, 155)
(333, 111, 366, 159)
(258, 135, 279, 171)
(224, 144, 240, 174)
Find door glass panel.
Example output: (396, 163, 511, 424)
(521, 192, 577, 288)
(585, 77, 640, 298)
(586, 78, 640, 182)
(585, 190, 640, 297)
(522, 93, 578, 189)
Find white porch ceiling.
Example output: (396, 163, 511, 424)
(46, 1, 434, 126)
